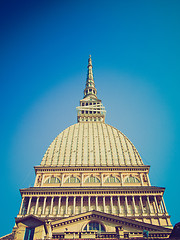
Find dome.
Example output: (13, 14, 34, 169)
(41, 122, 143, 167)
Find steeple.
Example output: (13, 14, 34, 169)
(76, 56, 106, 123)
(84, 55, 97, 98)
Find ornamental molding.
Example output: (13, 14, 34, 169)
(20, 186, 165, 197)
(50, 210, 171, 233)
(34, 165, 150, 173)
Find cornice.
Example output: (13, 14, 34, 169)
(34, 165, 150, 174)
(20, 186, 165, 196)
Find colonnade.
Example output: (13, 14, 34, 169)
(19, 195, 167, 217)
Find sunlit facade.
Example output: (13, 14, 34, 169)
(9, 56, 172, 239)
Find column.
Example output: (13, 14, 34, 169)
(27, 197, 32, 214)
(162, 197, 167, 213)
(120, 173, 123, 186)
(19, 197, 25, 215)
(157, 197, 163, 213)
(81, 173, 84, 186)
(140, 174, 143, 186)
(35, 197, 39, 215)
(73, 197, 76, 215)
(132, 196, 136, 215)
(118, 197, 121, 215)
(42, 174, 45, 186)
(101, 174, 104, 186)
(154, 196, 159, 214)
(139, 197, 144, 214)
(125, 196, 128, 215)
(147, 196, 151, 214)
(42, 197, 47, 215)
(50, 197, 54, 215)
(88, 196, 91, 211)
(160, 199, 165, 213)
(65, 197, 69, 215)
(95, 197, 98, 211)
(110, 196, 113, 214)
(58, 197, 61, 215)
(81, 197, 83, 213)
(61, 174, 64, 186)
(147, 174, 151, 185)
(103, 196, 106, 212)
(152, 198, 156, 213)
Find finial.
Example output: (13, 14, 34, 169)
(88, 55, 92, 66)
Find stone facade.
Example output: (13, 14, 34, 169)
(7, 56, 173, 239)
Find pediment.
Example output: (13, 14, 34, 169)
(15, 214, 47, 230)
(51, 210, 171, 233)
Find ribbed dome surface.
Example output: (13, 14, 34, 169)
(41, 122, 143, 167)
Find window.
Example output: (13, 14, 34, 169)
(105, 176, 120, 183)
(84, 221, 105, 232)
(85, 176, 100, 183)
(45, 177, 60, 184)
(125, 176, 140, 183)
(24, 227, 35, 240)
(65, 176, 80, 183)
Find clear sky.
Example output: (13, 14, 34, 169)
(0, 0, 180, 237)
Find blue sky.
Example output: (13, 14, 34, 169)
(0, 0, 180, 236)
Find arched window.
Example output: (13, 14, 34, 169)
(85, 176, 100, 183)
(45, 177, 60, 184)
(105, 176, 120, 183)
(84, 221, 105, 232)
(124, 176, 140, 183)
(65, 176, 80, 183)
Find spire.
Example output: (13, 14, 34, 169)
(87, 55, 93, 80)
(76, 56, 106, 123)
(84, 55, 97, 98)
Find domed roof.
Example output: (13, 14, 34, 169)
(41, 122, 143, 167)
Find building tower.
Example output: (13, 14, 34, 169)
(13, 56, 172, 240)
